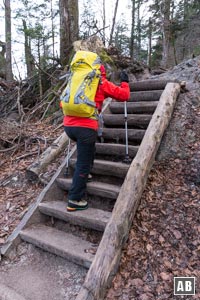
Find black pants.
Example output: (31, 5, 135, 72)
(64, 126, 97, 201)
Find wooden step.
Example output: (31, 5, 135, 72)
(110, 101, 158, 114)
(129, 79, 168, 91)
(70, 158, 130, 178)
(39, 201, 111, 231)
(56, 178, 120, 199)
(95, 143, 139, 158)
(103, 114, 151, 127)
(102, 128, 145, 142)
(129, 90, 163, 101)
(20, 224, 94, 268)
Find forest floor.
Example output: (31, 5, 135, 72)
(106, 60, 200, 299)
(0, 57, 200, 299)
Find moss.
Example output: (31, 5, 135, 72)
(193, 45, 200, 56)
(99, 49, 116, 68)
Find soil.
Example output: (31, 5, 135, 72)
(0, 56, 200, 299)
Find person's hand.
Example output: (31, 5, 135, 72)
(120, 70, 129, 83)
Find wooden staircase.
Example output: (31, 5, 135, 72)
(1, 79, 181, 300)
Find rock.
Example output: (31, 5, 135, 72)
(73, 36, 104, 53)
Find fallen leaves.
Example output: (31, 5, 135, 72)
(107, 153, 200, 299)
(0, 120, 64, 242)
(171, 229, 182, 240)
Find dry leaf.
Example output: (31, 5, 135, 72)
(160, 272, 171, 281)
(159, 235, 165, 243)
(172, 229, 182, 239)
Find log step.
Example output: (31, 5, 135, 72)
(102, 128, 145, 142)
(129, 80, 168, 91)
(20, 224, 94, 268)
(39, 201, 111, 231)
(103, 114, 152, 127)
(129, 90, 163, 101)
(110, 101, 158, 114)
(95, 143, 139, 158)
(70, 158, 130, 178)
(56, 178, 120, 199)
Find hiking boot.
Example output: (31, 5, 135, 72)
(87, 173, 93, 182)
(67, 199, 88, 211)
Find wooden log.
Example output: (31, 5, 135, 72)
(129, 90, 163, 101)
(39, 201, 112, 231)
(95, 143, 139, 158)
(26, 132, 68, 182)
(70, 158, 130, 178)
(103, 114, 151, 127)
(76, 82, 181, 300)
(102, 128, 145, 142)
(56, 178, 120, 199)
(129, 79, 169, 91)
(110, 101, 158, 114)
(20, 224, 94, 269)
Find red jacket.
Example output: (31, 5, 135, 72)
(63, 68, 130, 130)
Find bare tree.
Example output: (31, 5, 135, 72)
(22, 19, 35, 78)
(130, 0, 136, 59)
(147, 18, 152, 66)
(50, 0, 55, 63)
(4, 0, 13, 81)
(136, 0, 142, 59)
(161, 0, 171, 68)
(109, 0, 119, 46)
(103, 0, 106, 45)
(59, 0, 79, 65)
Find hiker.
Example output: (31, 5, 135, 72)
(61, 54, 130, 212)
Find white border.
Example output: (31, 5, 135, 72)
(174, 277, 196, 295)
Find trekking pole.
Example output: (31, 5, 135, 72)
(64, 138, 71, 176)
(123, 101, 131, 164)
(98, 112, 104, 143)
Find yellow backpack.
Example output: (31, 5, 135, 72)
(60, 50, 101, 119)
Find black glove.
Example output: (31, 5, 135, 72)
(120, 70, 129, 83)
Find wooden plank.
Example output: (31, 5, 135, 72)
(110, 101, 158, 114)
(20, 224, 94, 269)
(76, 82, 181, 300)
(70, 158, 130, 178)
(102, 128, 145, 142)
(129, 90, 163, 101)
(39, 201, 111, 231)
(56, 178, 120, 199)
(95, 143, 139, 158)
(129, 79, 169, 91)
(103, 114, 152, 127)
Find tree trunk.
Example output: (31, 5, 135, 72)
(59, 0, 79, 66)
(161, 0, 171, 68)
(136, 0, 141, 59)
(22, 19, 35, 78)
(26, 132, 69, 182)
(5, 0, 13, 81)
(109, 0, 119, 46)
(147, 18, 152, 67)
(103, 0, 106, 45)
(130, 0, 135, 59)
(50, 0, 55, 63)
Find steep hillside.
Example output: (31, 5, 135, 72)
(106, 57, 200, 299)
